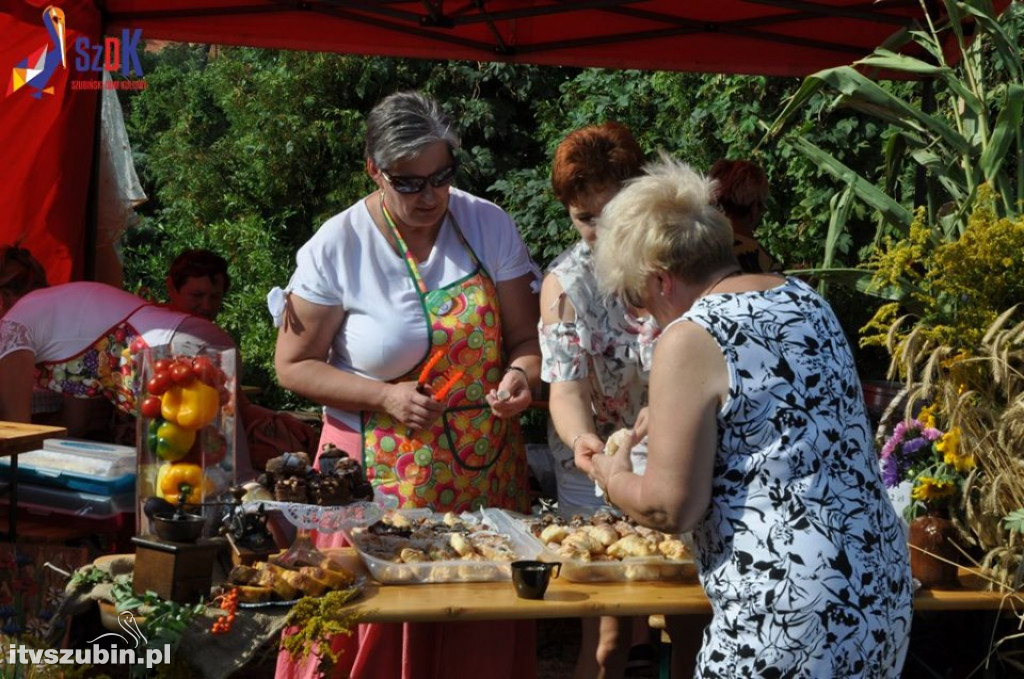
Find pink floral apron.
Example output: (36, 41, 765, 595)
(361, 202, 529, 513)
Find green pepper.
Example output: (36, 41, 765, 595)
(152, 420, 196, 462)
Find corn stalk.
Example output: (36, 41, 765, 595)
(765, 0, 1024, 264)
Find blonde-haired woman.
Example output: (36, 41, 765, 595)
(581, 154, 913, 678)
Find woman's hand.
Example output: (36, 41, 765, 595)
(486, 367, 532, 418)
(382, 381, 445, 430)
(589, 430, 636, 495)
(633, 407, 650, 440)
(571, 432, 605, 476)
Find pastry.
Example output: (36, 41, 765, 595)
(604, 428, 631, 456)
(274, 475, 308, 503)
(234, 585, 272, 604)
(265, 451, 311, 478)
(312, 474, 350, 506)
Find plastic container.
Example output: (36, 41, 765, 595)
(519, 512, 697, 583)
(0, 482, 135, 518)
(348, 508, 544, 584)
(545, 549, 697, 583)
(0, 438, 135, 495)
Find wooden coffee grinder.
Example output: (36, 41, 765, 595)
(133, 493, 223, 604)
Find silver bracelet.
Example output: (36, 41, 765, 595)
(571, 433, 585, 451)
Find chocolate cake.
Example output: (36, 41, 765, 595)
(311, 474, 351, 506)
(274, 475, 309, 504)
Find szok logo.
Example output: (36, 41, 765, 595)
(7, 5, 146, 98)
(7, 5, 66, 98)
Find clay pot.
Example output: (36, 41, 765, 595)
(909, 509, 960, 589)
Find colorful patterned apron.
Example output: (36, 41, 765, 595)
(35, 306, 147, 415)
(361, 200, 529, 513)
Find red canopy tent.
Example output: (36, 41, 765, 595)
(1, 0, 1005, 283)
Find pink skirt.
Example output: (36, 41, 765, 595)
(275, 416, 537, 679)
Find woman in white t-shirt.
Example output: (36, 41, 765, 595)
(271, 91, 541, 679)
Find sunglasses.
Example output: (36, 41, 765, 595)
(380, 164, 457, 194)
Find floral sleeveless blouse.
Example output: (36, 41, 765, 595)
(539, 242, 657, 437)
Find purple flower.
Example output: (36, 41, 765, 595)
(881, 421, 908, 459)
(882, 456, 903, 486)
(902, 437, 931, 455)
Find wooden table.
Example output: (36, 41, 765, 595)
(324, 551, 1015, 622)
(0, 421, 67, 541)
(81, 551, 1020, 678)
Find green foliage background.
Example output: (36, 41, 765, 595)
(121, 46, 903, 410)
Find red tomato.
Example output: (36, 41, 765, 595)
(147, 372, 172, 396)
(191, 356, 221, 387)
(153, 359, 173, 374)
(140, 396, 163, 419)
(170, 363, 194, 385)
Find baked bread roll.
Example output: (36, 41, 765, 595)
(604, 428, 631, 456)
(607, 534, 657, 558)
(539, 524, 568, 544)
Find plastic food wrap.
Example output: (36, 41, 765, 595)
(348, 508, 543, 584)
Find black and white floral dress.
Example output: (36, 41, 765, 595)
(677, 276, 912, 678)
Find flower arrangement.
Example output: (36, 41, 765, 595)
(858, 195, 1024, 588)
(880, 405, 974, 518)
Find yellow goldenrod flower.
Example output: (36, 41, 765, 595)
(952, 452, 976, 474)
(936, 427, 961, 460)
(918, 405, 937, 429)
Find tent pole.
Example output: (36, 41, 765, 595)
(82, 71, 105, 282)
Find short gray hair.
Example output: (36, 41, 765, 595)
(364, 91, 461, 169)
(594, 152, 736, 304)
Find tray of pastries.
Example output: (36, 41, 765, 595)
(523, 510, 697, 582)
(224, 550, 361, 605)
(347, 508, 543, 584)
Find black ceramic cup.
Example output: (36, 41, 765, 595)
(511, 560, 561, 600)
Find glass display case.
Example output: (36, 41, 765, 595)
(134, 344, 238, 538)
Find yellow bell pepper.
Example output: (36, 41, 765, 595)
(160, 379, 220, 430)
(156, 462, 210, 505)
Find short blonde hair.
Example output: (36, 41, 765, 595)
(594, 153, 735, 303)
